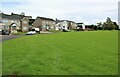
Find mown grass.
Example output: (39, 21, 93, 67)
(0, 42, 2, 76)
(2, 31, 118, 75)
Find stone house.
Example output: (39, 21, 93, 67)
(33, 16, 55, 32)
(0, 13, 32, 33)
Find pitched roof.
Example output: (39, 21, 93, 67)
(77, 23, 84, 24)
(65, 20, 76, 23)
(55, 19, 63, 23)
(0, 13, 32, 20)
(55, 19, 76, 24)
(0, 13, 24, 20)
(37, 16, 54, 21)
(25, 16, 32, 19)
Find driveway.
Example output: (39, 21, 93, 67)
(0, 35, 25, 42)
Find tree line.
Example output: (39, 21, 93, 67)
(94, 17, 119, 30)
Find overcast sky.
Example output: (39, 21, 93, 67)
(0, 0, 119, 24)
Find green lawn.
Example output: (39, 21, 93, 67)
(0, 42, 2, 76)
(2, 31, 118, 75)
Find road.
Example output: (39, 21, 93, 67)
(0, 35, 25, 42)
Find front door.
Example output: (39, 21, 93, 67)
(10, 23, 17, 33)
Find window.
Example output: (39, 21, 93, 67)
(48, 21, 50, 24)
(4, 25, 8, 29)
(51, 26, 54, 29)
(23, 21, 28, 24)
(3, 19, 8, 22)
(52, 22, 55, 24)
(23, 27, 28, 30)
(46, 21, 48, 24)
(42, 21, 45, 24)
(2, 20, 5, 22)
(43, 21, 45, 23)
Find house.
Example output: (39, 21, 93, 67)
(33, 16, 55, 32)
(76, 23, 85, 31)
(55, 19, 77, 31)
(0, 13, 32, 33)
(0, 15, 2, 31)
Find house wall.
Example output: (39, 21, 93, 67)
(55, 21, 77, 31)
(61, 21, 68, 30)
(41, 20, 55, 31)
(33, 18, 42, 31)
(55, 21, 69, 31)
(0, 17, 2, 30)
(33, 17, 55, 31)
(21, 17, 29, 32)
(55, 23, 61, 30)
(1, 18, 21, 31)
(69, 22, 77, 30)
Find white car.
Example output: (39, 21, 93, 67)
(0, 29, 2, 35)
(62, 28, 70, 32)
(26, 31, 36, 35)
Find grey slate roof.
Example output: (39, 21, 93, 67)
(55, 19, 76, 24)
(77, 23, 84, 24)
(0, 13, 25, 20)
(37, 16, 55, 21)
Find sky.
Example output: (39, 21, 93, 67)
(0, 0, 119, 25)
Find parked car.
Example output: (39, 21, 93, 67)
(2, 30, 10, 35)
(26, 31, 36, 35)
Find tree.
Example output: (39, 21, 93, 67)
(113, 22, 119, 30)
(97, 22, 103, 30)
(94, 25, 97, 30)
(102, 17, 117, 30)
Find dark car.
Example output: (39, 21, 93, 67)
(2, 30, 10, 35)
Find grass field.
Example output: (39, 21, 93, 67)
(2, 31, 118, 75)
(0, 41, 2, 76)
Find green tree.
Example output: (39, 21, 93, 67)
(113, 22, 119, 30)
(97, 22, 103, 30)
(102, 17, 117, 30)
